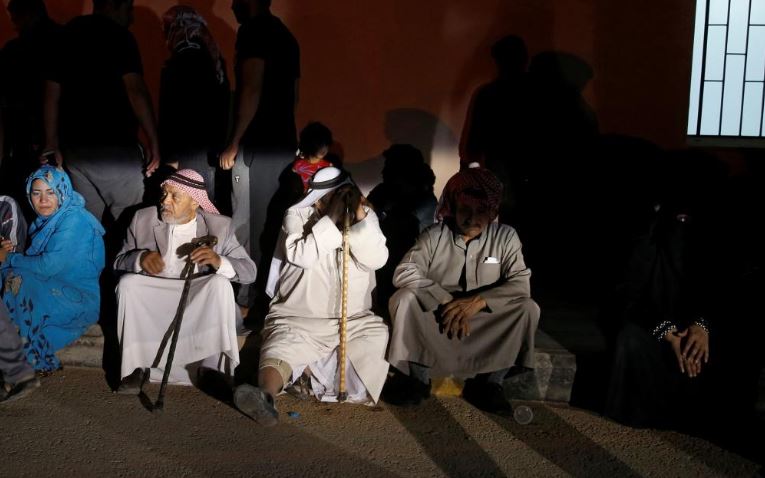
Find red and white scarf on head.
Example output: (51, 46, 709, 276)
(161, 169, 220, 215)
(436, 165, 503, 221)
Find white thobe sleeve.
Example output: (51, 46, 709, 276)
(216, 257, 236, 279)
(283, 211, 342, 268)
(347, 209, 388, 271)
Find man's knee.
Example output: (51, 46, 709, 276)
(207, 274, 233, 290)
(352, 315, 389, 346)
(389, 288, 419, 318)
(116, 273, 144, 296)
(504, 297, 540, 328)
(259, 357, 293, 388)
(522, 298, 541, 327)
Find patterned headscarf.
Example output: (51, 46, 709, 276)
(436, 166, 503, 221)
(25, 166, 104, 255)
(292, 166, 352, 209)
(161, 169, 220, 214)
(162, 5, 225, 85)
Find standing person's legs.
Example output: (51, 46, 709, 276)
(230, 149, 251, 306)
(64, 145, 145, 223)
(247, 150, 292, 308)
(65, 150, 107, 222)
(229, 148, 293, 309)
(0, 301, 33, 385)
(92, 146, 145, 223)
(246, 150, 292, 265)
(0, 195, 27, 250)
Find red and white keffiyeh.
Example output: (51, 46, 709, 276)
(161, 169, 220, 214)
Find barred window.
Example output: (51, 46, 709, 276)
(688, 0, 765, 142)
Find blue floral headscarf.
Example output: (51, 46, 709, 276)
(25, 166, 104, 255)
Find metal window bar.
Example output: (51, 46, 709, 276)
(694, 0, 765, 137)
(739, 0, 753, 135)
(718, 0, 732, 135)
(696, 0, 712, 135)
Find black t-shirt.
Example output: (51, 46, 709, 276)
(235, 13, 300, 152)
(158, 48, 230, 163)
(0, 19, 63, 153)
(49, 15, 143, 147)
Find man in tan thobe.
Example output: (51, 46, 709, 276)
(385, 166, 539, 415)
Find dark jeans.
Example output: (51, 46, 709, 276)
(63, 144, 145, 223)
(0, 301, 33, 384)
(230, 148, 293, 307)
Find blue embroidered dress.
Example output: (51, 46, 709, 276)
(1, 167, 105, 372)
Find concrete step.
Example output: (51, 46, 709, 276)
(57, 344, 103, 368)
(431, 330, 576, 403)
(57, 324, 104, 368)
(60, 325, 577, 403)
(504, 330, 576, 403)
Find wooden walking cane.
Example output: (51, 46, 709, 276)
(151, 235, 218, 412)
(337, 204, 352, 402)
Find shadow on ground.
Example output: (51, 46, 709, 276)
(483, 406, 642, 477)
(388, 399, 505, 477)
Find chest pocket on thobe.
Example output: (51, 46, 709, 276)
(477, 259, 502, 286)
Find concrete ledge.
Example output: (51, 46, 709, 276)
(57, 344, 103, 368)
(58, 324, 104, 368)
(60, 325, 577, 403)
(504, 330, 576, 403)
(431, 330, 576, 403)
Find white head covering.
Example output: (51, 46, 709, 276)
(266, 166, 353, 298)
(292, 166, 352, 208)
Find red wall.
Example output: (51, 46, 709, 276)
(0, 0, 697, 191)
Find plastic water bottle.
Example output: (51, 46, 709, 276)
(514, 405, 533, 425)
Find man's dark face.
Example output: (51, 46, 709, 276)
(231, 0, 250, 25)
(454, 202, 493, 242)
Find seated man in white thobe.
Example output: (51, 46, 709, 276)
(234, 167, 390, 426)
(384, 166, 540, 416)
(114, 169, 257, 393)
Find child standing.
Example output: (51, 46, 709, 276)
(292, 122, 334, 191)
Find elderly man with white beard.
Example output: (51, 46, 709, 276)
(114, 169, 257, 393)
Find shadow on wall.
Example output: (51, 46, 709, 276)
(132, 5, 165, 110)
(349, 108, 458, 194)
(593, 0, 694, 149)
(449, 1, 555, 111)
(0, 1, 10, 37)
(46, 0, 87, 22)
(458, 40, 598, 233)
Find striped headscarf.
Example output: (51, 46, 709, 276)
(162, 5, 225, 85)
(161, 169, 220, 214)
(436, 166, 503, 221)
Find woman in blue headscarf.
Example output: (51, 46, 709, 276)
(0, 166, 105, 374)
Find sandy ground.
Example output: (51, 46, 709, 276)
(1, 368, 760, 478)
